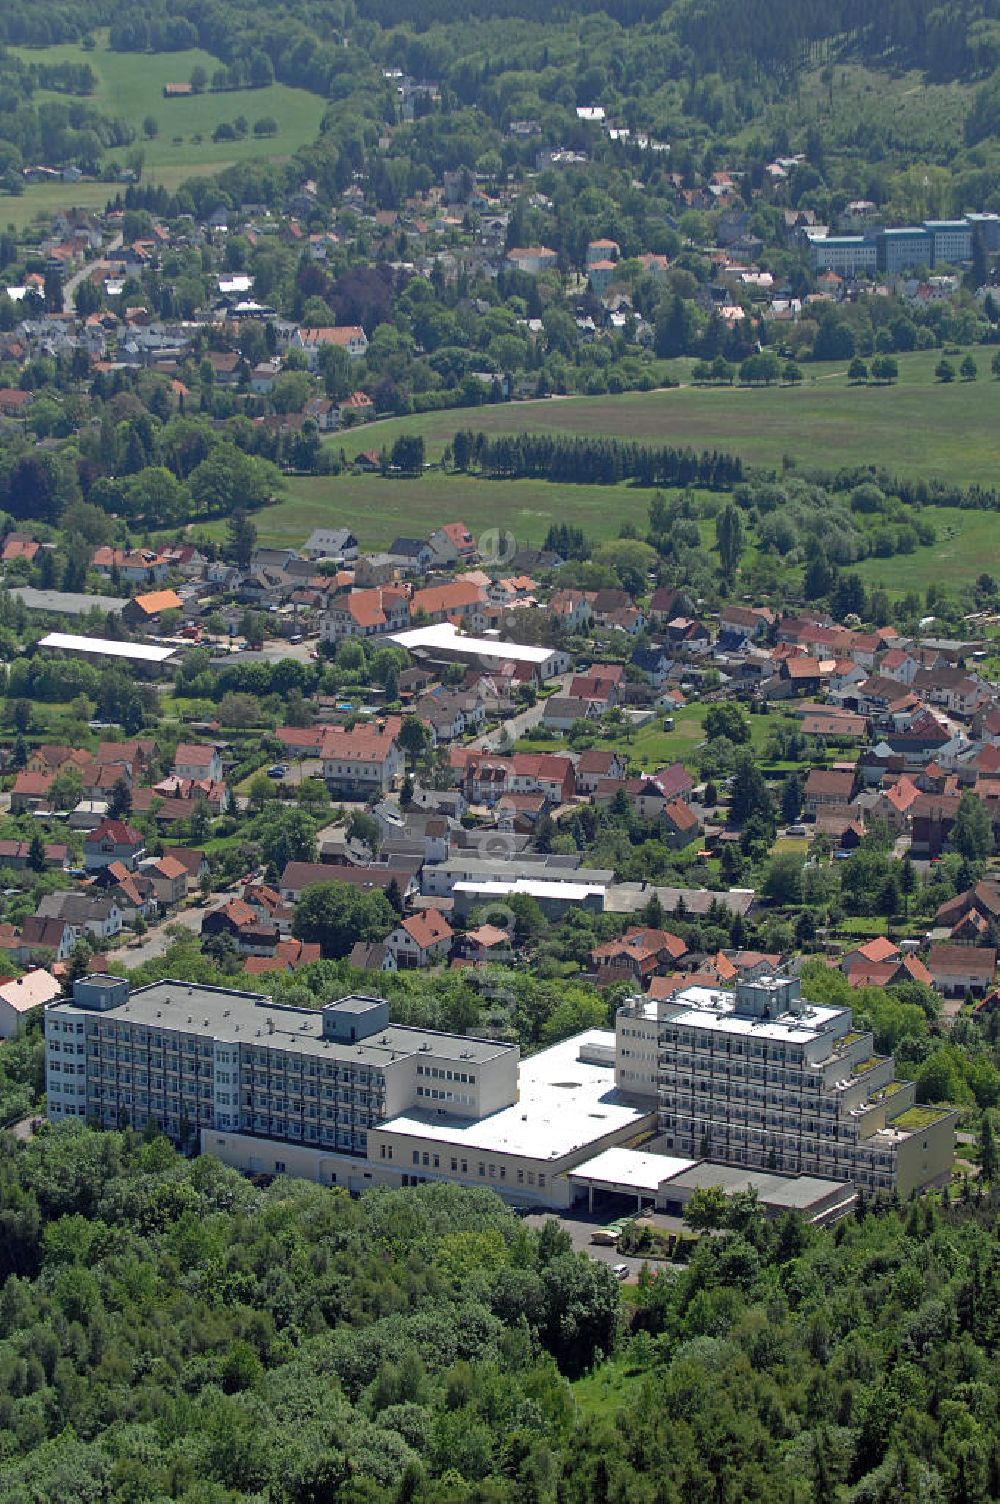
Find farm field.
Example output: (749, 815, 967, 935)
(180, 471, 673, 552)
(350, 348, 1000, 489)
(4, 37, 325, 228)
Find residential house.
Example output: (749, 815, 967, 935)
(19, 916, 73, 962)
(388, 536, 435, 573)
(347, 941, 397, 972)
(575, 749, 628, 795)
(320, 586, 410, 644)
(910, 793, 962, 857)
(320, 719, 403, 796)
(630, 646, 672, 686)
(0, 839, 65, 871)
(542, 696, 600, 733)
(935, 881, 1000, 931)
(162, 846, 210, 893)
(91, 547, 169, 586)
(303, 528, 359, 562)
(292, 325, 368, 368)
(10, 771, 55, 813)
(83, 819, 145, 873)
(36, 891, 123, 943)
(666, 617, 712, 654)
(624, 764, 694, 819)
(721, 604, 773, 641)
(427, 522, 477, 568)
(244, 937, 322, 975)
(803, 768, 857, 817)
(202, 899, 278, 956)
(454, 924, 514, 966)
(569, 664, 624, 709)
(926, 944, 996, 997)
(549, 589, 594, 633)
(648, 586, 688, 624)
(140, 854, 189, 911)
(661, 798, 702, 849)
(174, 743, 224, 783)
(121, 588, 183, 627)
(0, 969, 61, 1038)
(504, 246, 558, 275)
(410, 578, 484, 624)
(591, 926, 688, 986)
(385, 909, 454, 969)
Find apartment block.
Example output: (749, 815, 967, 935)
(618, 974, 954, 1198)
(807, 234, 877, 277)
(46, 977, 517, 1159)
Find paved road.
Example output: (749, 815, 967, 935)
(115, 900, 218, 968)
(62, 232, 122, 314)
(470, 676, 567, 751)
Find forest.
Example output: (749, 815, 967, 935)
(0, 1123, 998, 1502)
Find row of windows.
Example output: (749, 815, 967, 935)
(415, 1087, 472, 1104)
(416, 1065, 477, 1084)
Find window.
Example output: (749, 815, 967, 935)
(412, 1150, 419, 1166)
(478, 1162, 485, 1177)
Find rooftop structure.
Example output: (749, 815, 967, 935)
(388, 622, 569, 680)
(38, 632, 178, 664)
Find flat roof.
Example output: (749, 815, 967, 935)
(664, 1162, 851, 1210)
(663, 983, 845, 1043)
(454, 879, 606, 900)
(38, 632, 177, 663)
(12, 587, 126, 615)
(378, 1029, 653, 1162)
(388, 622, 561, 664)
(569, 1146, 695, 1192)
(51, 981, 514, 1068)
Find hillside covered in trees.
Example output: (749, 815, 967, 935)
(0, 1125, 997, 1502)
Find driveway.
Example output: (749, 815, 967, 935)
(114, 900, 219, 968)
(470, 676, 567, 751)
(522, 1208, 684, 1282)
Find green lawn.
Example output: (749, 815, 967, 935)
(345, 349, 1000, 490)
(854, 505, 999, 596)
(4, 37, 325, 229)
(518, 704, 799, 773)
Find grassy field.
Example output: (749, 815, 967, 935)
(349, 349, 1000, 490)
(183, 471, 673, 552)
(3, 37, 325, 229)
(854, 506, 999, 596)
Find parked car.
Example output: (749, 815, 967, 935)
(266, 764, 288, 779)
(612, 1263, 630, 1280)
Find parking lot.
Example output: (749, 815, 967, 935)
(523, 1208, 686, 1282)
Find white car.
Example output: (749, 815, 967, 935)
(612, 1263, 630, 1280)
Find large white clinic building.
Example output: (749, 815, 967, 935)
(45, 977, 653, 1206)
(618, 973, 955, 1198)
